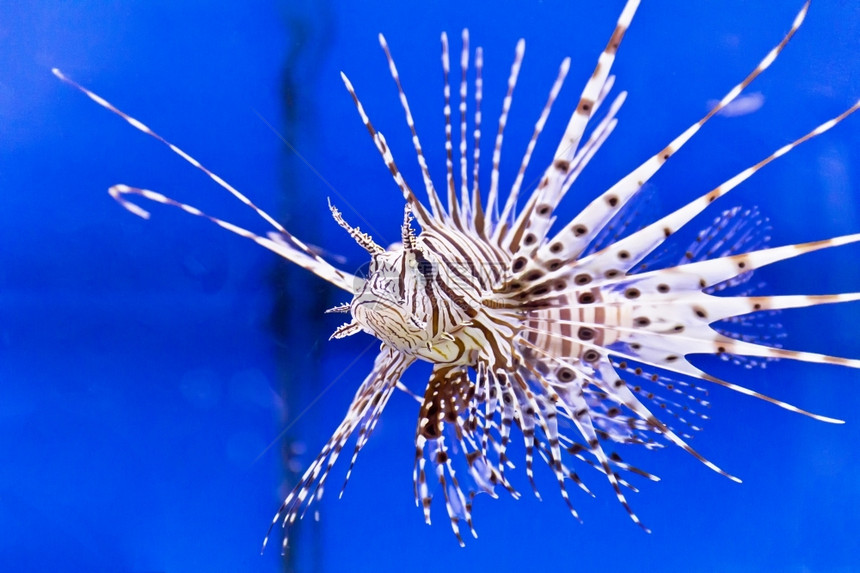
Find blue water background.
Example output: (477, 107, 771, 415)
(1, 1, 858, 571)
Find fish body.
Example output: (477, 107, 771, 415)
(53, 0, 859, 553)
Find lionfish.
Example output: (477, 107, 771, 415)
(55, 0, 858, 553)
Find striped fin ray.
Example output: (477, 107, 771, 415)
(470, 46, 486, 235)
(519, 321, 742, 486)
(441, 32, 462, 226)
(527, 389, 580, 512)
(515, 338, 658, 530)
(536, 1, 811, 267)
(611, 359, 711, 436)
(575, 100, 860, 277)
(109, 184, 358, 293)
(519, 289, 855, 423)
(337, 375, 400, 497)
(557, 372, 657, 531)
(378, 34, 448, 220)
(604, 325, 849, 424)
(502, 84, 625, 253)
(630, 232, 860, 293)
(51, 68, 288, 235)
(554, 438, 659, 489)
(521, 377, 626, 518)
(552, 435, 654, 494)
(339, 72, 435, 227)
(484, 39, 526, 226)
(590, 359, 741, 481)
(413, 365, 519, 544)
(263, 346, 413, 554)
(508, 370, 567, 504)
(549, 0, 639, 166)
(660, 205, 772, 281)
(515, 366, 636, 520)
(498, 0, 641, 250)
(494, 55, 571, 235)
(51, 68, 358, 293)
(458, 30, 472, 220)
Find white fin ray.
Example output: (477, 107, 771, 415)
(495, 56, 571, 234)
(52, 69, 288, 235)
(378, 34, 447, 220)
(458, 29, 472, 220)
(557, 89, 626, 199)
(551, 0, 639, 164)
(470, 45, 486, 234)
(498, 0, 640, 250)
(339, 71, 436, 228)
(516, 337, 654, 530)
(109, 184, 358, 293)
(441, 32, 461, 226)
(539, 1, 811, 265)
(52, 68, 360, 293)
(545, 231, 860, 301)
(591, 361, 741, 482)
(686, 292, 860, 324)
(496, 91, 625, 271)
(503, 87, 626, 256)
(577, 100, 860, 276)
(612, 329, 847, 424)
(524, 310, 846, 423)
(638, 232, 860, 292)
(485, 39, 526, 227)
(263, 347, 414, 554)
(607, 308, 860, 374)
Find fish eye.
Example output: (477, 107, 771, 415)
(416, 259, 434, 278)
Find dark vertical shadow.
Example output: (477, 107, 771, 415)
(270, 1, 335, 572)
